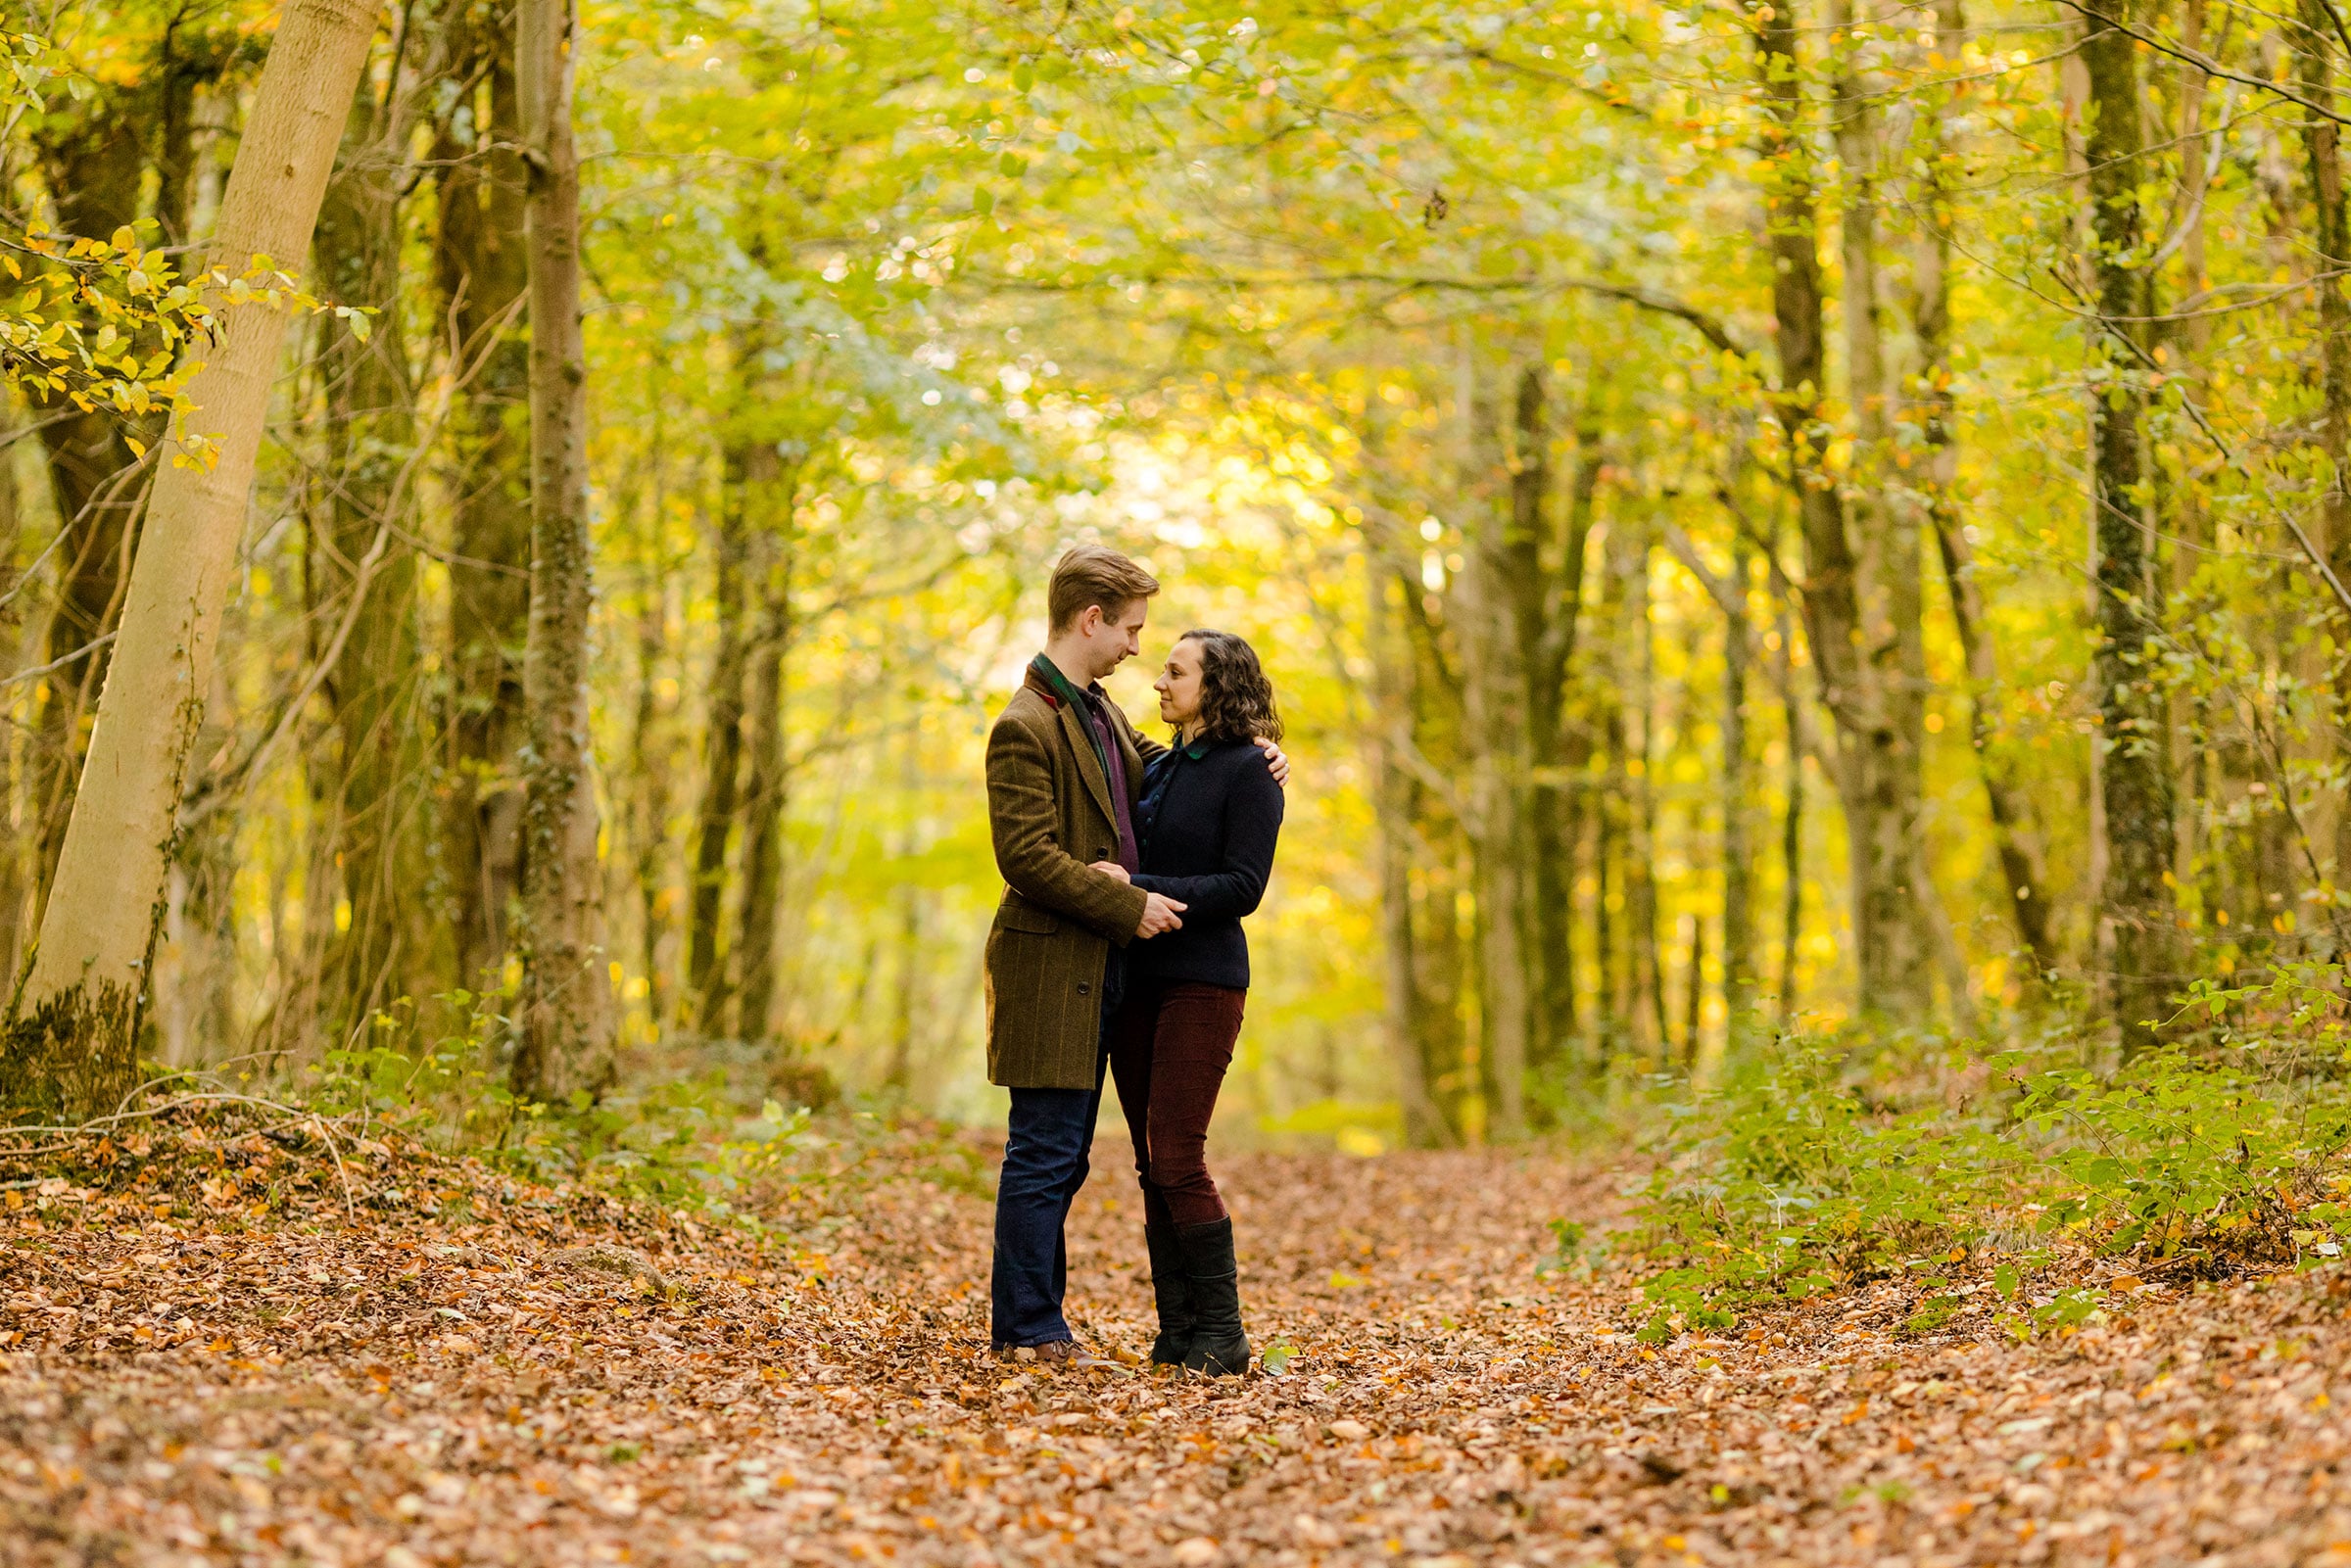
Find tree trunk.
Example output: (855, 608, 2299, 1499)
(732, 463, 797, 1042)
(2082, 0, 2180, 1053)
(687, 443, 758, 1034)
(315, 61, 424, 1030)
(1775, 561, 1805, 1028)
(1369, 563, 1451, 1146)
(27, 112, 148, 923)
(1753, 0, 1931, 1025)
(509, 0, 611, 1101)
(629, 540, 674, 1026)
(2295, 1, 2351, 907)
(1457, 340, 1531, 1137)
(435, 8, 533, 990)
(8, 0, 380, 1119)
(1721, 534, 1757, 1034)
(1914, 0, 2055, 980)
(1833, 0, 1934, 1022)
(1526, 374, 1596, 1077)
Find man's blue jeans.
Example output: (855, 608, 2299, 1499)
(989, 1051, 1109, 1350)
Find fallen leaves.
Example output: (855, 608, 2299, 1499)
(2, 1119, 2350, 1564)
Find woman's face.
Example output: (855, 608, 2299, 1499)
(1155, 639, 1205, 733)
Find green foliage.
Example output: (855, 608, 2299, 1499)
(1622, 969, 2351, 1336)
(299, 995, 987, 1222)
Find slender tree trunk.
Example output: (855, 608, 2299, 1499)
(1454, 338, 1531, 1136)
(732, 463, 797, 1041)
(1753, 0, 1927, 1025)
(2296, 2, 2351, 907)
(9, 0, 380, 1118)
(1623, 515, 1665, 1056)
(629, 548, 674, 1026)
(436, 9, 533, 989)
(1680, 911, 1704, 1067)
(1369, 563, 1451, 1146)
(1721, 534, 1756, 1035)
(688, 444, 758, 1033)
(2082, 0, 2180, 1052)
(509, 0, 611, 1100)
(1913, 0, 2054, 980)
(1776, 565, 1805, 1028)
(315, 62, 424, 1029)
(1527, 377, 1596, 1076)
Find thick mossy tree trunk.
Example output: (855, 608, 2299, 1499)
(315, 62, 425, 1029)
(435, 4, 534, 990)
(1514, 366, 1595, 1083)
(5, 0, 381, 1119)
(2082, 0, 2180, 1051)
(2295, 1, 2351, 907)
(509, 0, 612, 1102)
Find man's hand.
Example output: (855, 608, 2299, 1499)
(1136, 890, 1186, 937)
(1255, 736, 1290, 785)
(1089, 861, 1131, 882)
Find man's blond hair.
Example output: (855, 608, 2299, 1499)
(1047, 545, 1160, 635)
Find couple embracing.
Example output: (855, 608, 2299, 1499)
(982, 545, 1287, 1375)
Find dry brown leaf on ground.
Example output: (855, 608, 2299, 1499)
(4, 1127, 2350, 1566)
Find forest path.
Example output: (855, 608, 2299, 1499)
(3, 1136, 2347, 1567)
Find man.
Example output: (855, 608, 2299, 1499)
(983, 545, 1284, 1362)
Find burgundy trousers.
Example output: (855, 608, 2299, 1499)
(1106, 980, 1246, 1228)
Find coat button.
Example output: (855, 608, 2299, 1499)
(1096, 847, 1109, 858)
(1076, 981, 1090, 995)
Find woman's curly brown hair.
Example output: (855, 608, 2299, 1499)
(1178, 629, 1283, 743)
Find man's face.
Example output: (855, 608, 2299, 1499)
(1077, 597, 1149, 681)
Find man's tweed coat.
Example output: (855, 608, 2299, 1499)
(983, 663, 1164, 1089)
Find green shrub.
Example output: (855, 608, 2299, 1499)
(1613, 969, 2351, 1336)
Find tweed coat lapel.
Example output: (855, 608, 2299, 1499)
(1056, 698, 1119, 829)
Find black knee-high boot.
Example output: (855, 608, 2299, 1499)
(1144, 1214, 1194, 1365)
(1176, 1216, 1249, 1376)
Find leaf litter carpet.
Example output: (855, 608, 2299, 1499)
(4, 1129, 2351, 1566)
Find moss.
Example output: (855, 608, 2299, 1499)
(0, 978, 142, 1122)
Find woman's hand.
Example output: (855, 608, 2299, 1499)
(1255, 736, 1290, 785)
(1089, 861, 1131, 882)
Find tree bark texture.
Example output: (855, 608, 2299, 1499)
(2082, 1, 2180, 1052)
(732, 460, 797, 1043)
(2294, 1, 2351, 905)
(687, 440, 757, 1034)
(315, 61, 425, 1030)
(8, 0, 381, 1119)
(510, 0, 612, 1101)
(435, 7, 534, 989)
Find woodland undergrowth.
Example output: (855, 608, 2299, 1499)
(1619, 963, 2351, 1345)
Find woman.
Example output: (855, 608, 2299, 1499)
(1091, 629, 1283, 1375)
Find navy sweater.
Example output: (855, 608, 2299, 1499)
(1128, 736, 1284, 990)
